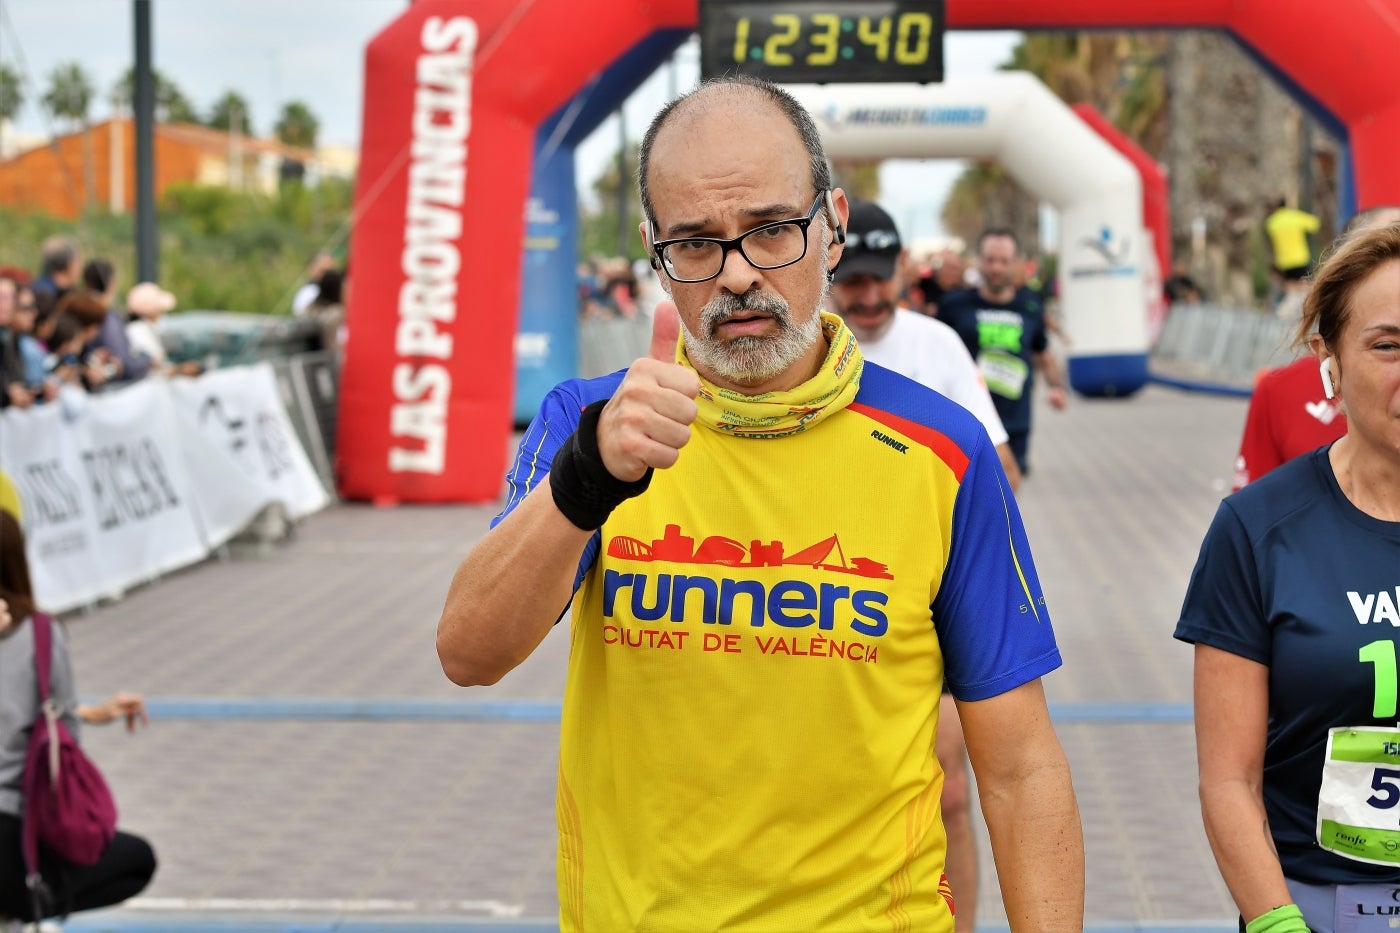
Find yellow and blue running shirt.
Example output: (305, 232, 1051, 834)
(496, 354, 1062, 932)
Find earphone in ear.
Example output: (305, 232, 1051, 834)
(825, 190, 846, 244)
(1319, 356, 1336, 400)
(649, 255, 662, 271)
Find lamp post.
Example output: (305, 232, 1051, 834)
(133, 0, 157, 282)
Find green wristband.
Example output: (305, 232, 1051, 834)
(1245, 904, 1309, 933)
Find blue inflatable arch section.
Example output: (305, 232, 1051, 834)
(515, 29, 690, 422)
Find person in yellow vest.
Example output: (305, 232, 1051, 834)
(1265, 198, 1322, 315)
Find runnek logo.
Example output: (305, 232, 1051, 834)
(603, 524, 892, 637)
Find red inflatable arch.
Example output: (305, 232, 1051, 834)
(339, 0, 1400, 504)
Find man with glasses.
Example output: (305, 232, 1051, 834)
(438, 75, 1083, 932)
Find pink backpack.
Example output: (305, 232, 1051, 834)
(20, 614, 118, 899)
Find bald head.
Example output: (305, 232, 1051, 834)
(637, 76, 832, 226)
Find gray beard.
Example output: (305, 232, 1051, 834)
(681, 285, 827, 388)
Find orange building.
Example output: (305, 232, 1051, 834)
(0, 118, 318, 220)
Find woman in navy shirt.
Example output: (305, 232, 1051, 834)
(1177, 221, 1400, 932)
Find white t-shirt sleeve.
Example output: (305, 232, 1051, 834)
(125, 319, 168, 367)
(864, 310, 1010, 446)
(925, 320, 1010, 446)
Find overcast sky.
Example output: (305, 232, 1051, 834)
(2, 1, 1020, 240)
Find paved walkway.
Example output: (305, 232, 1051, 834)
(56, 383, 1251, 931)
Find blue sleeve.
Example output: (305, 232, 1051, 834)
(933, 435, 1062, 701)
(1174, 500, 1269, 665)
(491, 374, 622, 592)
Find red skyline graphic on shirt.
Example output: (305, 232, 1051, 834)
(607, 523, 893, 580)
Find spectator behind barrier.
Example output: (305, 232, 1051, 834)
(80, 260, 150, 387)
(0, 277, 33, 410)
(0, 512, 157, 924)
(125, 282, 200, 378)
(51, 292, 110, 392)
(303, 267, 347, 359)
(31, 237, 81, 303)
(292, 251, 337, 317)
(12, 285, 57, 405)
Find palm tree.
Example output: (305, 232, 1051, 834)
(274, 101, 319, 149)
(112, 67, 199, 124)
(0, 64, 23, 157)
(207, 91, 252, 134)
(42, 62, 96, 209)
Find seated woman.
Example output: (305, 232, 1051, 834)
(0, 511, 156, 924)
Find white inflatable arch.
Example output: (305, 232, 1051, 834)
(791, 72, 1148, 396)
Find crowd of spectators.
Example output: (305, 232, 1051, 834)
(577, 256, 664, 322)
(0, 236, 189, 415)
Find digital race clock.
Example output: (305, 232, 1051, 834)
(698, 0, 944, 85)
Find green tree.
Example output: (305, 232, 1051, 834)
(42, 62, 96, 210)
(579, 141, 645, 262)
(112, 67, 200, 124)
(829, 159, 882, 201)
(207, 90, 252, 134)
(0, 63, 23, 158)
(0, 64, 23, 123)
(42, 62, 94, 126)
(274, 101, 319, 149)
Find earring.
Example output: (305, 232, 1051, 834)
(1319, 356, 1336, 400)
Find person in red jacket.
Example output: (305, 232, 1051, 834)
(1232, 355, 1345, 490)
(1232, 205, 1400, 490)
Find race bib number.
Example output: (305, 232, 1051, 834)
(977, 351, 1029, 401)
(1318, 727, 1400, 865)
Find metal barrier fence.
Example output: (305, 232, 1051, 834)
(259, 315, 652, 502)
(1150, 303, 1300, 389)
(579, 314, 653, 378)
(269, 351, 339, 496)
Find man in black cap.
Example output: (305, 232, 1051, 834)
(829, 199, 1026, 932)
(831, 199, 1020, 489)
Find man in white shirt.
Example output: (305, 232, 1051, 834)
(832, 200, 1021, 490)
(829, 199, 1022, 932)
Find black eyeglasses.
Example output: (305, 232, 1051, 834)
(650, 192, 827, 284)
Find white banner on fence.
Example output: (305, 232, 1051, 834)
(0, 364, 329, 613)
(168, 365, 329, 546)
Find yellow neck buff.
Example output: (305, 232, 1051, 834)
(679, 311, 863, 439)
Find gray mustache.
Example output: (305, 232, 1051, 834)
(700, 290, 792, 338)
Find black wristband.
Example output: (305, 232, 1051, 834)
(550, 399, 653, 531)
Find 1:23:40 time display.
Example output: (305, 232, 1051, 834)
(730, 12, 935, 67)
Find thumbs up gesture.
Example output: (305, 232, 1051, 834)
(596, 300, 702, 482)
